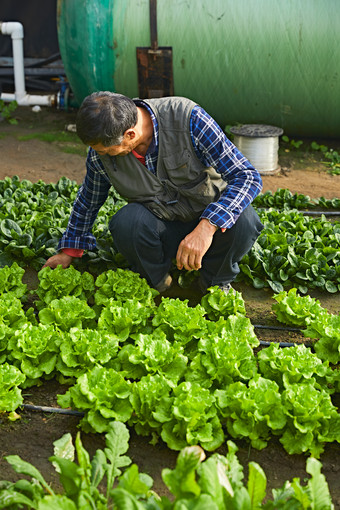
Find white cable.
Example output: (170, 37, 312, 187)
(233, 135, 280, 174)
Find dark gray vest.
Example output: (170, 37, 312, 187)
(100, 96, 227, 221)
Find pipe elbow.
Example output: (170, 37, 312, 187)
(0, 21, 24, 39)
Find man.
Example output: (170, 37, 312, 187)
(44, 92, 263, 293)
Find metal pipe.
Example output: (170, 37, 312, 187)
(0, 21, 56, 107)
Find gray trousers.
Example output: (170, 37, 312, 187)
(109, 203, 263, 289)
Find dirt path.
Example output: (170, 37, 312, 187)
(1, 106, 340, 198)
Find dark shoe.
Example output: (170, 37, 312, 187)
(218, 283, 232, 295)
(199, 276, 232, 296)
(155, 274, 173, 292)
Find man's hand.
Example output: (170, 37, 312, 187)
(176, 219, 217, 271)
(42, 252, 73, 269)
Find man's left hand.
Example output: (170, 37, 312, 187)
(176, 219, 217, 271)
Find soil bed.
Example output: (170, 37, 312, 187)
(0, 106, 340, 506)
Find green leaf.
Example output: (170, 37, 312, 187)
(325, 281, 337, 293)
(253, 277, 265, 289)
(5, 455, 54, 494)
(197, 454, 234, 506)
(91, 449, 107, 489)
(110, 488, 151, 509)
(52, 433, 75, 474)
(0, 490, 36, 509)
(1, 219, 22, 238)
(162, 445, 204, 499)
(104, 421, 132, 495)
(116, 464, 153, 497)
(37, 495, 77, 509)
(48, 457, 80, 497)
(247, 462, 266, 507)
(267, 280, 284, 293)
(306, 457, 333, 509)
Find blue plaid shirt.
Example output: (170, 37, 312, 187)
(58, 101, 262, 252)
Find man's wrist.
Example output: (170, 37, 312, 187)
(61, 248, 84, 258)
(199, 218, 218, 235)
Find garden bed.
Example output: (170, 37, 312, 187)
(0, 106, 339, 507)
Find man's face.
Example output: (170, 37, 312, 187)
(91, 132, 135, 157)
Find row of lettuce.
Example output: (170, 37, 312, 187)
(1, 263, 339, 459)
(0, 175, 340, 294)
(0, 421, 334, 510)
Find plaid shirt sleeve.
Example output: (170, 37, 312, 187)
(190, 106, 263, 230)
(57, 147, 111, 251)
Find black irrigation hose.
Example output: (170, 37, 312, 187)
(302, 211, 340, 217)
(259, 340, 298, 347)
(21, 403, 84, 417)
(253, 323, 314, 348)
(256, 207, 340, 217)
(253, 324, 301, 332)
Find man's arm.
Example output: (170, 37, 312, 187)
(176, 106, 262, 271)
(176, 218, 217, 271)
(43, 148, 111, 269)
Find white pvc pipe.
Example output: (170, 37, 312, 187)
(0, 21, 55, 106)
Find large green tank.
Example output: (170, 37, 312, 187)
(57, 0, 340, 138)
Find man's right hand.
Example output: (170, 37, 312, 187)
(42, 252, 73, 269)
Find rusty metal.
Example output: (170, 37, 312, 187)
(149, 0, 158, 51)
(136, 0, 173, 99)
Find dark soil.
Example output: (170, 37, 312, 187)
(0, 106, 340, 506)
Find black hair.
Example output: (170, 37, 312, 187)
(76, 91, 138, 146)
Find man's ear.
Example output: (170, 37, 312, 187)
(125, 129, 136, 140)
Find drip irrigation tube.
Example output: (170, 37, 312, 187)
(253, 324, 301, 332)
(253, 323, 313, 348)
(256, 208, 340, 217)
(21, 403, 84, 416)
(302, 211, 340, 217)
(259, 340, 298, 347)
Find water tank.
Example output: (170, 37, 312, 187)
(57, 0, 340, 138)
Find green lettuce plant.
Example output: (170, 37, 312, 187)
(0, 323, 13, 363)
(39, 295, 97, 331)
(0, 292, 28, 328)
(7, 323, 61, 387)
(272, 288, 328, 327)
(152, 297, 208, 346)
(97, 297, 154, 341)
(280, 380, 340, 457)
(201, 285, 246, 320)
(0, 262, 27, 299)
(94, 268, 158, 308)
(160, 381, 224, 452)
(195, 315, 258, 388)
(0, 362, 25, 412)
(304, 312, 340, 365)
(56, 327, 120, 379)
(58, 366, 133, 433)
(215, 375, 287, 450)
(118, 329, 188, 386)
(257, 342, 337, 393)
(129, 374, 173, 440)
(35, 264, 95, 309)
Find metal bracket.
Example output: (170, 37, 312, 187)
(136, 0, 174, 98)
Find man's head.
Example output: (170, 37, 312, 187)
(76, 91, 138, 148)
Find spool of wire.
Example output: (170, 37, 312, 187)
(230, 124, 284, 175)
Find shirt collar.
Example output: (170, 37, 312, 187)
(134, 99, 158, 154)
